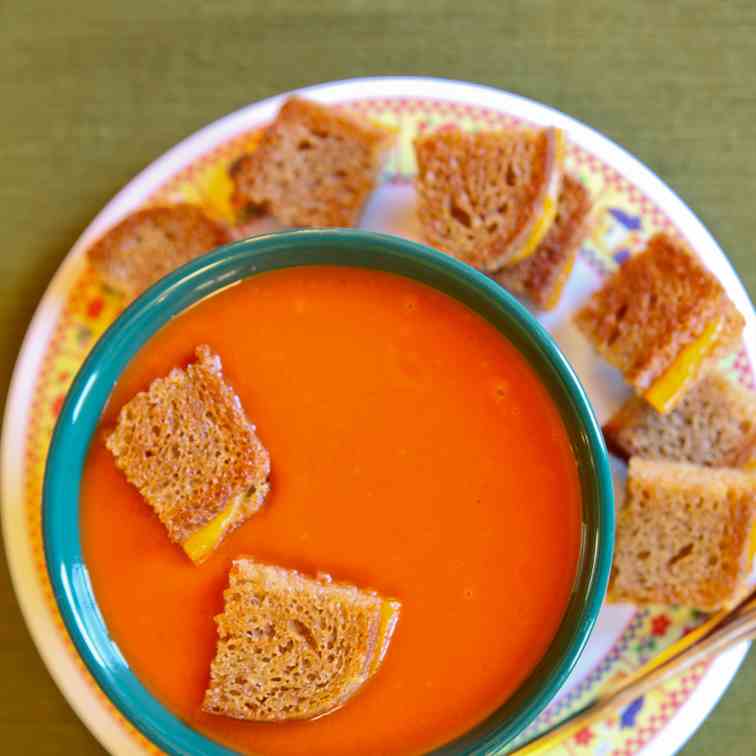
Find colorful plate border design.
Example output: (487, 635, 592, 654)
(2, 78, 754, 756)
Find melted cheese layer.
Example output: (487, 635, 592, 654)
(182, 496, 242, 564)
(644, 317, 722, 414)
(507, 129, 565, 265)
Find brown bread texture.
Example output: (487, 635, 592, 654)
(413, 125, 563, 271)
(230, 97, 393, 228)
(574, 233, 745, 407)
(604, 371, 756, 467)
(106, 345, 270, 550)
(203, 559, 400, 721)
(610, 458, 756, 611)
(88, 204, 229, 299)
(495, 174, 591, 309)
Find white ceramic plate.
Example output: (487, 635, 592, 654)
(3, 77, 754, 756)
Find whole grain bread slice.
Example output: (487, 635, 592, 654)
(494, 173, 591, 309)
(413, 125, 563, 271)
(604, 371, 756, 467)
(202, 559, 401, 721)
(106, 345, 270, 561)
(88, 204, 229, 300)
(609, 458, 755, 611)
(574, 233, 745, 411)
(230, 97, 393, 228)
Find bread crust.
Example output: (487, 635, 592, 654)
(495, 174, 591, 308)
(230, 97, 393, 227)
(414, 126, 563, 270)
(609, 458, 755, 611)
(575, 233, 744, 405)
(88, 204, 229, 299)
(203, 560, 400, 721)
(604, 371, 756, 467)
(106, 345, 270, 548)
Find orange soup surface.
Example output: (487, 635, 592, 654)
(81, 265, 581, 756)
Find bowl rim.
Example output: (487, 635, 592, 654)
(43, 228, 614, 755)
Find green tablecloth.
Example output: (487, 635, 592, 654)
(1, 2, 754, 754)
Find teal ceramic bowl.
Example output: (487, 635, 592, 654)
(44, 229, 614, 755)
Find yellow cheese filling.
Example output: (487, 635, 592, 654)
(369, 600, 402, 676)
(509, 194, 558, 265)
(182, 496, 242, 564)
(544, 251, 578, 310)
(644, 317, 722, 414)
(507, 129, 565, 265)
(748, 475, 756, 560)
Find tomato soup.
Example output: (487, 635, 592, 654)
(80, 266, 581, 755)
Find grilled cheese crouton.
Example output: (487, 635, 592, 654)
(414, 125, 564, 271)
(610, 458, 755, 611)
(575, 233, 745, 413)
(106, 345, 270, 563)
(88, 204, 229, 300)
(230, 97, 393, 228)
(604, 371, 756, 467)
(203, 559, 400, 721)
(495, 174, 591, 309)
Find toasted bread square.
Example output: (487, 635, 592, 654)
(604, 371, 756, 467)
(106, 346, 270, 561)
(495, 174, 591, 308)
(610, 458, 755, 611)
(413, 125, 563, 270)
(230, 98, 393, 228)
(88, 204, 229, 300)
(575, 233, 745, 411)
(203, 559, 400, 721)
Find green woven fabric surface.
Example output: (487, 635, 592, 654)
(1, 1, 754, 754)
